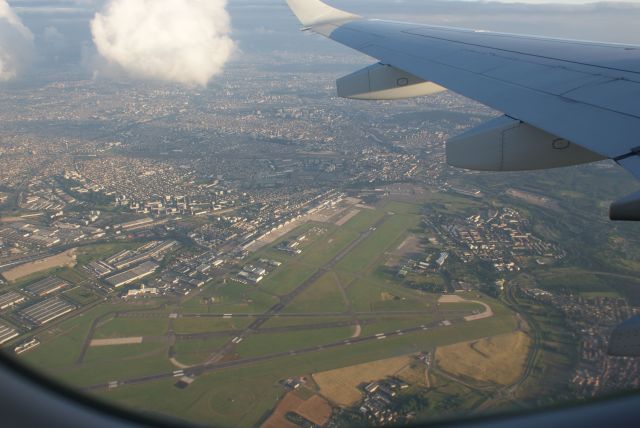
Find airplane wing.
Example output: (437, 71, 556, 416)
(285, 0, 640, 220)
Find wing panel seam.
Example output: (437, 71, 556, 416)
(370, 42, 640, 121)
(400, 30, 640, 77)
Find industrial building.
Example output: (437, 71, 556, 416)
(19, 297, 76, 325)
(14, 338, 40, 354)
(106, 261, 159, 288)
(109, 240, 177, 270)
(124, 285, 158, 299)
(116, 217, 154, 231)
(0, 322, 19, 345)
(24, 276, 69, 297)
(0, 291, 27, 310)
(87, 260, 114, 277)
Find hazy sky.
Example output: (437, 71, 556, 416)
(2, 0, 640, 84)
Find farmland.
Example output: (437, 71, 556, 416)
(435, 331, 531, 385)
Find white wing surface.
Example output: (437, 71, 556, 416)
(286, 0, 640, 220)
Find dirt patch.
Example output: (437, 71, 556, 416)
(2, 249, 77, 282)
(90, 337, 144, 346)
(505, 188, 562, 211)
(435, 331, 531, 385)
(313, 355, 412, 406)
(351, 324, 361, 338)
(396, 235, 420, 253)
(385, 234, 422, 268)
(380, 292, 395, 301)
(355, 204, 375, 210)
(335, 209, 360, 226)
(261, 392, 331, 428)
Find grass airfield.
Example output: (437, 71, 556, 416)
(16, 198, 519, 427)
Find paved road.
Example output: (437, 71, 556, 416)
(173, 319, 377, 341)
(172, 310, 471, 318)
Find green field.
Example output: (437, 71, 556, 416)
(172, 337, 231, 365)
(18, 302, 172, 385)
(10, 199, 522, 427)
(93, 317, 169, 339)
(235, 327, 354, 358)
(346, 276, 435, 313)
(359, 315, 436, 337)
(184, 283, 278, 314)
(283, 271, 347, 313)
(173, 317, 252, 334)
(83, 341, 168, 365)
(94, 313, 516, 427)
(261, 316, 353, 329)
(533, 267, 623, 296)
(258, 260, 317, 296)
(336, 211, 420, 273)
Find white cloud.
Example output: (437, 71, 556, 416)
(90, 0, 235, 86)
(0, 0, 34, 81)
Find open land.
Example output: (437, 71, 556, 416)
(435, 331, 531, 385)
(8, 200, 518, 427)
(2, 249, 77, 282)
(313, 354, 413, 405)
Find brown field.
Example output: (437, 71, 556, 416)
(396, 357, 429, 387)
(2, 249, 77, 282)
(313, 355, 412, 406)
(261, 392, 331, 428)
(435, 331, 531, 385)
(295, 395, 332, 425)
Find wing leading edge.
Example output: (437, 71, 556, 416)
(285, 0, 640, 220)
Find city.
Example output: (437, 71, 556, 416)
(1, 1, 640, 427)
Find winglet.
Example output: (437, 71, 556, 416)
(286, 0, 360, 28)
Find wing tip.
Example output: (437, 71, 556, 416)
(286, 0, 360, 27)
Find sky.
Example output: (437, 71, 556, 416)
(2, 0, 640, 85)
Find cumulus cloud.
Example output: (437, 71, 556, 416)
(0, 0, 34, 81)
(90, 0, 235, 86)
